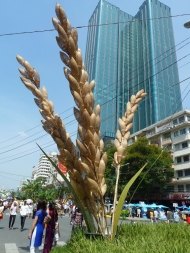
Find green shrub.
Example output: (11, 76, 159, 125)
(120, 210, 130, 218)
(52, 223, 190, 253)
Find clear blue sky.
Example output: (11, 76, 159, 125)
(0, 0, 190, 190)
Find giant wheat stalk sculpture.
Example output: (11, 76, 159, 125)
(16, 3, 147, 237)
(111, 91, 147, 234)
(16, 3, 108, 235)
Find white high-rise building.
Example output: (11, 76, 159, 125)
(128, 109, 190, 204)
(36, 152, 57, 179)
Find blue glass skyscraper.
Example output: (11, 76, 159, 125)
(85, 0, 182, 139)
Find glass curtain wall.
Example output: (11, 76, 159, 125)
(85, 0, 133, 140)
(85, 0, 182, 139)
(120, 0, 182, 133)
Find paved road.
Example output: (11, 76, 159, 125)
(0, 210, 72, 253)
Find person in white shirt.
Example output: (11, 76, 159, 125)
(27, 203, 33, 218)
(137, 208, 141, 217)
(20, 201, 28, 231)
(9, 202, 18, 230)
(154, 209, 158, 223)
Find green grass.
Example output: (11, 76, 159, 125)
(52, 223, 190, 253)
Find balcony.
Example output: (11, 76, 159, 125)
(161, 138, 172, 146)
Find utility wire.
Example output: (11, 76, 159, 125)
(0, 132, 77, 167)
(0, 118, 77, 155)
(0, 79, 189, 174)
(0, 74, 189, 157)
(0, 14, 189, 37)
(0, 174, 21, 182)
(0, 106, 73, 144)
(0, 113, 75, 150)
(1, 35, 188, 145)
(1, 48, 188, 150)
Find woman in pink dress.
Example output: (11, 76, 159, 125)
(43, 202, 58, 253)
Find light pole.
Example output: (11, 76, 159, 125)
(184, 21, 190, 29)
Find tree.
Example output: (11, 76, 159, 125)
(119, 138, 173, 202)
(22, 178, 45, 201)
(104, 147, 116, 201)
(21, 178, 70, 202)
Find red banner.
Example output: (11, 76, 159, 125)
(58, 162, 67, 174)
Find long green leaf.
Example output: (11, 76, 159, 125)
(111, 162, 148, 240)
(37, 144, 95, 233)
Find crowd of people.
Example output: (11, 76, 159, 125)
(128, 206, 184, 223)
(0, 198, 84, 253)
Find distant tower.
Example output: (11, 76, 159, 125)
(36, 152, 57, 179)
(85, 0, 182, 140)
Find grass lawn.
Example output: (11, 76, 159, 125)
(52, 223, 190, 253)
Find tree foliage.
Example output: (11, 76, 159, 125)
(105, 138, 173, 201)
(120, 138, 173, 200)
(21, 178, 69, 202)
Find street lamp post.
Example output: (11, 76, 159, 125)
(184, 21, 190, 29)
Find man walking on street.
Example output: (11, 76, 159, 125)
(20, 201, 28, 231)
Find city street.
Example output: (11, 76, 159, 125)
(0, 210, 72, 253)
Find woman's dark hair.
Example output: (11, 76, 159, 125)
(0, 201, 3, 205)
(48, 202, 56, 211)
(37, 200, 46, 211)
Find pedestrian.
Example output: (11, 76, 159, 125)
(72, 207, 83, 230)
(149, 209, 154, 223)
(137, 208, 141, 217)
(129, 207, 132, 217)
(32, 202, 37, 219)
(174, 210, 180, 223)
(28, 200, 48, 253)
(154, 209, 158, 223)
(20, 201, 28, 231)
(131, 207, 136, 218)
(0, 201, 4, 221)
(69, 204, 72, 217)
(53, 221, 60, 247)
(64, 203, 68, 214)
(28, 203, 33, 218)
(43, 202, 58, 253)
(167, 209, 174, 223)
(9, 202, 18, 230)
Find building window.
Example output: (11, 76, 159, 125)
(176, 157, 181, 163)
(180, 128, 186, 135)
(175, 144, 180, 151)
(185, 169, 190, 176)
(186, 184, 190, 191)
(174, 131, 178, 137)
(178, 185, 184, 192)
(179, 116, 185, 124)
(163, 132, 171, 139)
(187, 115, 190, 122)
(166, 185, 174, 192)
(182, 142, 188, 149)
(183, 155, 189, 162)
(178, 170, 183, 177)
(173, 119, 178, 125)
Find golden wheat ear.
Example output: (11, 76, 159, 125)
(53, 3, 108, 204)
(113, 90, 147, 167)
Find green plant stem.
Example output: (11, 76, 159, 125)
(111, 164, 120, 235)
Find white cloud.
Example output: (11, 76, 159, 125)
(18, 132, 27, 137)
